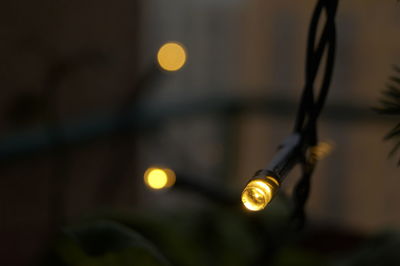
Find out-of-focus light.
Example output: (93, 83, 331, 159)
(144, 167, 176, 190)
(241, 177, 279, 211)
(157, 42, 187, 71)
(308, 141, 334, 164)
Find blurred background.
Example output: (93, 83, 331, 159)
(1, 0, 400, 265)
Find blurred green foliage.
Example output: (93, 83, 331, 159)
(43, 198, 400, 266)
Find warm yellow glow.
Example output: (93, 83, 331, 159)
(308, 141, 334, 164)
(157, 42, 187, 71)
(241, 177, 279, 211)
(144, 167, 176, 190)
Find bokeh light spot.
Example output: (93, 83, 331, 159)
(144, 167, 176, 190)
(157, 42, 187, 71)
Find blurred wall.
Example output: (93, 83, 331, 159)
(0, 0, 140, 265)
(1, 0, 400, 265)
(140, 0, 400, 232)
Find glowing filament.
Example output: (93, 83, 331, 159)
(157, 42, 187, 71)
(241, 177, 279, 211)
(144, 167, 176, 190)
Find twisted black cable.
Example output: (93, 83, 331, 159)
(291, 0, 338, 229)
(243, 1, 338, 220)
(295, 0, 338, 134)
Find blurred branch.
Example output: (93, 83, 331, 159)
(0, 96, 395, 163)
(173, 172, 237, 206)
(374, 65, 400, 166)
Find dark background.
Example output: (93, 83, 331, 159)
(0, 0, 399, 265)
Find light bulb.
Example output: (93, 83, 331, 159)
(157, 42, 187, 71)
(144, 167, 176, 190)
(241, 177, 279, 211)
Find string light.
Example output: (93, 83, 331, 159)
(240, 0, 338, 219)
(241, 134, 300, 211)
(157, 42, 187, 72)
(144, 167, 176, 190)
(241, 177, 279, 211)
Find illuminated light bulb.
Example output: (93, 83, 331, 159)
(144, 167, 176, 190)
(157, 42, 187, 71)
(241, 177, 279, 211)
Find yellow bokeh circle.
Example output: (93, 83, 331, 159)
(144, 167, 176, 190)
(157, 42, 187, 71)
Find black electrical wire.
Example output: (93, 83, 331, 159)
(294, 0, 338, 134)
(251, 4, 339, 265)
(291, 0, 338, 229)
(243, 1, 338, 218)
